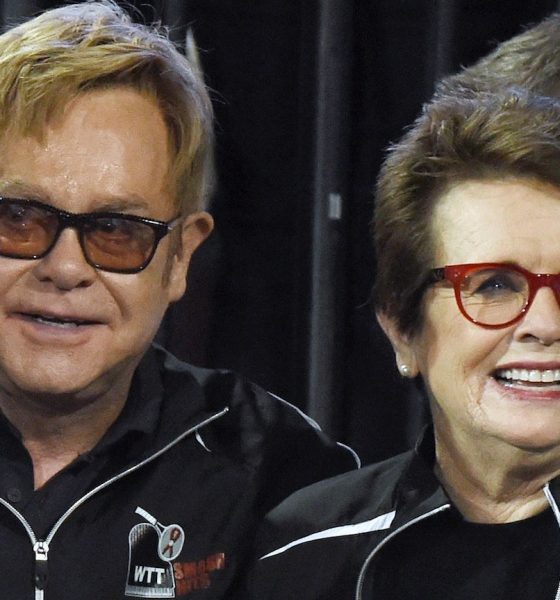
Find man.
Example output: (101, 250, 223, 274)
(0, 2, 358, 599)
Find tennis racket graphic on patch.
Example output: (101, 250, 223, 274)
(125, 507, 186, 597)
(135, 506, 186, 561)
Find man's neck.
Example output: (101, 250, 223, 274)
(0, 380, 130, 489)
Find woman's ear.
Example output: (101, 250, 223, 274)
(376, 310, 419, 378)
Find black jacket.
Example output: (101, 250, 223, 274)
(247, 431, 560, 599)
(0, 345, 358, 600)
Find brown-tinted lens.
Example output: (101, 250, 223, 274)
(0, 201, 58, 257)
(83, 217, 156, 270)
(459, 266, 528, 326)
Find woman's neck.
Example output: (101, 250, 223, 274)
(434, 429, 560, 523)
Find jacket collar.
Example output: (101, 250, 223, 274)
(391, 426, 450, 525)
(145, 344, 231, 450)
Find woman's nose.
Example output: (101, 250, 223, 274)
(514, 286, 560, 345)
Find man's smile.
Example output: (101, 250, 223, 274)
(16, 312, 102, 328)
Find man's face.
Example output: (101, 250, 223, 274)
(0, 87, 211, 405)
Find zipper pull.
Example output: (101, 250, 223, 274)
(33, 540, 49, 600)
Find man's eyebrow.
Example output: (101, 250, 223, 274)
(0, 181, 152, 212)
(0, 179, 49, 199)
(92, 196, 152, 213)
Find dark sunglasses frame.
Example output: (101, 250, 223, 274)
(429, 262, 560, 329)
(0, 197, 180, 274)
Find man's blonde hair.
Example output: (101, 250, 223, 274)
(0, 0, 213, 213)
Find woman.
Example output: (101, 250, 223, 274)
(247, 90, 560, 599)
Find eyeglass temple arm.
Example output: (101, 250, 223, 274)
(429, 268, 446, 283)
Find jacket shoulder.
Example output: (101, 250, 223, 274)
(243, 452, 414, 599)
(263, 450, 413, 545)
(154, 345, 360, 509)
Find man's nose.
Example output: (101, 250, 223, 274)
(31, 228, 96, 290)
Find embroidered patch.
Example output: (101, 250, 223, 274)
(125, 506, 227, 597)
(173, 553, 226, 595)
(125, 507, 185, 598)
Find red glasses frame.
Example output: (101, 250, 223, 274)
(430, 262, 560, 329)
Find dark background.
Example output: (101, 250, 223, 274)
(2, 0, 558, 465)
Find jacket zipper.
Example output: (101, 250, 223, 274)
(356, 484, 560, 600)
(0, 407, 229, 600)
(34, 541, 48, 600)
(543, 483, 560, 600)
(354, 503, 451, 600)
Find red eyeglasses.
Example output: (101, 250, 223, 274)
(430, 262, 560, 329)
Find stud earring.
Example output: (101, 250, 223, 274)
(399, 364, 411, 377)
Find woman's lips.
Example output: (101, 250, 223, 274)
(494, 367, 560, 384)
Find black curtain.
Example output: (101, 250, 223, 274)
(1, 0, 558, 464)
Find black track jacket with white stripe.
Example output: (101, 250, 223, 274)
(246, 430, 560, 599)
(0, 344, 358, 600)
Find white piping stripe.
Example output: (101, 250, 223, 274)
(268, 392, 360, 469)
(336, 441, 361, 468)
(260, 510, 396, 559)
(542, 484, 560, 600)
(544, 483, 560, 527)
(196, 430, 211, 452)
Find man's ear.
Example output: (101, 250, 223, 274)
(167, 211, 214, 302)
(376, 310, 419, 378)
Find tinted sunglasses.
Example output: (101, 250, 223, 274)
(0, 197, 180, 274)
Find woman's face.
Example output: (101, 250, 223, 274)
(385, 178, 560, 454)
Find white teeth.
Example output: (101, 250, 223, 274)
(32, 316, 79, 328)
(496, 368, 560, 383)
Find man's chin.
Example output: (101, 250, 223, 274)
(0, 368, 118, 411)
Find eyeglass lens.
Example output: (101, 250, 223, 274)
(0, 199, 158, 272)
(458, 266, 529, 326)
(83, 217, 157, 271)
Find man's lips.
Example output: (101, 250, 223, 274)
(13, 311, 103, 327)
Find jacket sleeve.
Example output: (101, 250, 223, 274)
(238, 382, 360, 512)
(203, 373, 360, 512)
(238, 471, 377, 600)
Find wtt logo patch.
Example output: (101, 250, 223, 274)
(125, 506, 186, 598)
